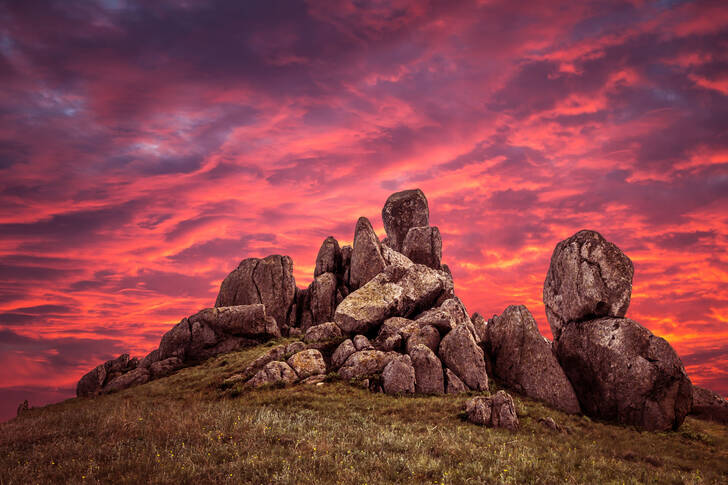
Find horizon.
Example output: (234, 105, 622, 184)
(1, 0, 727, 422)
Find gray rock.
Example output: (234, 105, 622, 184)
(285, 341, 306, 355)
(402, 226, 442, 269)
(382, 189, 429, 252)
(381, 244, 415, 269)
(470, 313, 488, 345)
(76, 363, 107, 397)
(338, 350, 393, 380)
(382, 354, 416, 394)
(239, 345, 287, 381)
(373, 317, 410, 351)
(353, 335, 374, 351)
(309, 272, 338, 325)
(149, 357, 183, 379)
(349, 217, 386, 290)
(247, 361, 298, 388)
(544, 230, 634, 340)
(304, 322, 343, 343)
(439, 324, 489, 391)
(409, 344, 444, 395)
(445, 368, 468, 394)
(405, 324, 440, 354)
(215, 255, 297, 331)
(103, 367, 150, 394)
(335, 264, 449, 334)
(465, 391, 519, 431)
(415, 298, 469, 333)
(139, 349, 160, 369)
(287, 349, 327, 379)
(331, 339, 356, 369)
(555, 317, 693, 431)
(690, 386, 728, 424)
(314, 236, 342, 278)
(484, 305, 580, 414)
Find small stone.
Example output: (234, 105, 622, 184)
(465, 391, 519, 431)
(287, 349, 327, 379)
(247, 361, 298, 387)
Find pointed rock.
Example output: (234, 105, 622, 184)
(349, 217, 386, 290)
(439, 324, 489, 391)
(309, 272, 338, 325)
(314, 236, 342, 278)
(445, 368, 467, 394)
(382, 189, 429, 252)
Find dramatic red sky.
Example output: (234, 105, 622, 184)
(1, 0, 727, 422)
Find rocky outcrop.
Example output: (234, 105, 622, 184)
(382, 354, 416, 394)
(16, 400, 29, 417)
(465, 391, 519, 431)
(335, 264, 451, 334)
(402, 226, 442, 270)
(76, 354, 138, 397)
(349, 217, 386, 290)
(405, 324, 440, 354)
(409, 344, 444, 395)
(382, 189, 429, 252)
(149, 357, 183, 379)
(543, 230, 634, 340)
(103, 367, 150, 394)
(215, 255, 297, 331)
(555, 317, 692, 430)
(484, 305, 580, 413)
(690, 386, 728, 424)
(439, 324, 489, 391)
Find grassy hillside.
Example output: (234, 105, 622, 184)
(2, 339, 726, 485)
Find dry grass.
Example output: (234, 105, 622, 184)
(2, 339, 727, 484)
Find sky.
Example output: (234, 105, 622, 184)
(0, 0, 727, 422)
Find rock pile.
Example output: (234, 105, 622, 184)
(76, 189, 716, 434)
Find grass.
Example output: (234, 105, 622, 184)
(1, 339, 727, 484)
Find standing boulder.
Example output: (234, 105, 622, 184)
(465, 391, 519, 431)
(484, 305, 580, 413)
(382, 189, 429, 252)
(349, 217, 386, 290)
(16, 400, 29, 417)
(555, 317, 693, 431)
(402, 226, 442, 270)
(314, 236, 341, 278)
(690, 386, 728, 425)
(215, 255, 297, 331)
(409, 344, 444, 395)
(439, 324, 489, 391)
(382, 354, 416, 395)
(287, 349, 327, 379)
(543, 230, 634, 340)
(309, 272, 338, 325)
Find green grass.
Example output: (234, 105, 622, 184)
(2, 340, 727, 484)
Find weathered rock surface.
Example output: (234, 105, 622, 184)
(314, 236, 341, 278)
(465, 391, 519, 431)
(484, 305, 580, 413)
(402, 226, 442, 269)
(104, 367, 150, 393)
(349, 217, 386, 290)
(215, 255, 297, 330)
(690, 386, 728, 424)
(373, 317, 409, 351)
(382, 354, 416, 394)
(335, 264, 450, 334)
(470, 312, 488, 345)
(239, 345, 287, 381)
(309, 272, 338, 325)
(149, 357, 183, 379)
(338, 350, 393, 381)
(415, 298, 469, 333)
(331, 339, 356, 369)
(555, 317, 692, 430)
(382, 189, 429, 252)
(353, 335, 374, 351)
(445, 368, 467, 394)
(76, 364, 108, 397)
(439, 324, 489, 391)
(409, 344, 444, 395)
(287, 349, 327, 379)
(405, 324, 440, 354)
(544, 230, 634, 340)
(139, 349, 160, 369)
(247, 361, 298, 388)
(304, 322, 343, 343)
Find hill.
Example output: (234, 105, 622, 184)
(2, 339, 727, 484)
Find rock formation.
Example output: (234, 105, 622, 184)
(465, 391, 519, 431)
(690, 386, 728, 424)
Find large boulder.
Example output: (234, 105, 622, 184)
(409, 344, 444, 395)
(349, 217, 386, 290)
(331, 339, 356, 369)
(287, 349, 327, 379)
(439, 324, 489, 391)
(543, 230, 634, 340)
(303, 322, 343, 343)
(215, 255, 297, 330)
(484, 305, 580, 413)
(309, 272, 338, 325)
(247, 361, 298, 388)
(690, 386, 728, 424)
(103, 367, 150, 393)
(555, 317, 693, 431)
(465, 391, 519, 431)
(382, 189, 429, 252)
(335, 264, 450, 334)
(338, 350, 394, 381)
(402, 226, 442, 270)
(382, 354, 416, 394)
(314, 236, 341, 278)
